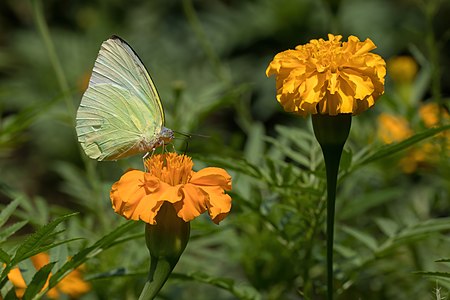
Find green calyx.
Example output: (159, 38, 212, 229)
(139, 202, 190, 300)
(312, 113, 352, 148)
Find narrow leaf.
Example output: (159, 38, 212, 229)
(355, 124, 450, 166)
(49, 221, 138, 288)
(172, 271, 261, 300)
(0, 248, 10, 264)
(342, 226, 378, 251)
(12, 213, 77, 264)
(0, 197, 22, 228)
(0, 221, 28, 243)
(22, 262, 55, 300)
(414, 271, 450, 279)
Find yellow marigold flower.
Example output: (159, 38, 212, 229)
(387, 56, 418, 83)
(400, 142, 437, 174)
(266, 34, 386, 116)
(7, 253, 90, 299)
(377, 113, 412, 144)
(110, 153, 232, 225)
(419, 102, 450, 128)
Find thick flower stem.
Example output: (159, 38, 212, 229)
(138, 256, 173, 300)
(322, 143, 341, 300)
(312, 114, 351, 300)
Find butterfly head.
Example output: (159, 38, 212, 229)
(159, 126, 174, 146)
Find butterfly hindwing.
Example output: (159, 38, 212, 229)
(76, 36, 166, 160)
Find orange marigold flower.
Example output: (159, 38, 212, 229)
(266, 34, 386, 116)
(110, 153, 232, 225)
(377, 113, 412, 144)
(387, 56, 418, 83)
(419, 102, 450, 128)
(7, 253, 90, 299)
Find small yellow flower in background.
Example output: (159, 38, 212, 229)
(387, 56, 418, 83)
(266, 34, 386, 116)
(399, 143, 437, 174)
(419, 102, 450, 128)
(377, 113, 412, 144)
(377, 103, 449, 173)
(110, 153, 232, 225)
(7, 253, 90, 299)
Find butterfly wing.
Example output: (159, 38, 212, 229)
(76, 36, 165, 161)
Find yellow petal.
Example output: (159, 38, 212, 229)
(266, 34, 386, 116)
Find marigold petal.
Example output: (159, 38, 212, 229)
(201, 186, 232, 224)
(266, 34, 386, 116)
(110, 170, 183, 224)
(57, 269, 91, 297)
(7, 267, 26, 289)
(174, 184, 208, 222)
(190, 167, 232, 190)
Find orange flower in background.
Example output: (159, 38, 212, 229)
(387, 56, 418, 83)
(7, 253, 90, 299)
(377, 103, 449, 173)
(110, 153, 232, 225)
(266, 34, 386, 116)
(419, 102, 450, 128)
(377, 113, 412, 144)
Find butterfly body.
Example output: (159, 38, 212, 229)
(76, 36, 173, 161)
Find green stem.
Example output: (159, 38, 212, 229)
(30, 0, 75, 118)
(322, 144, 342, 300)
(30, 0, 108, 230)
(138, 256, 173, 300)
(302, 193, 327, 298)
(312, 114, 352, 300)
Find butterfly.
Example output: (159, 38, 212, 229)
(76, 35, 174, 161)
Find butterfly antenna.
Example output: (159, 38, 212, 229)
(183, 139, 190, 155)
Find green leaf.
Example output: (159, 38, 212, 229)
(339, 188, 403, 220)
(341, 226, 378, 251)
(48, 221, 139, 289)
(354, 124, 450, 167)
(0, 197, 22, 228)
(0, 248, 10, 264)
(414, 271, 450, 280)
(22, 262, 55, 300)
(172, 271, 261, 300)
(265, 136, 310, 167)
(377, 218, 450, 255)
(0, 221, 28, 244)
(375, 218, 399, 238)
(12, 213, 77, 264)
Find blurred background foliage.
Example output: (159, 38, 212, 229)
(0, 0, 449, 299)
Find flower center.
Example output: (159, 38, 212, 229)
(144, 153, 193, 186)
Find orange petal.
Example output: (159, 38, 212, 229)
(190, 167, 232, 190)
(57, 269, 91, 297)
(110, 170, 184, 224)
(173, 184, 208, 222)
(201, 185, 232, 224)
(31, 253, 50, 269)
(7, 267, 26, 289)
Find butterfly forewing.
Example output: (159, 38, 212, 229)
(76, 36, 166, 161)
